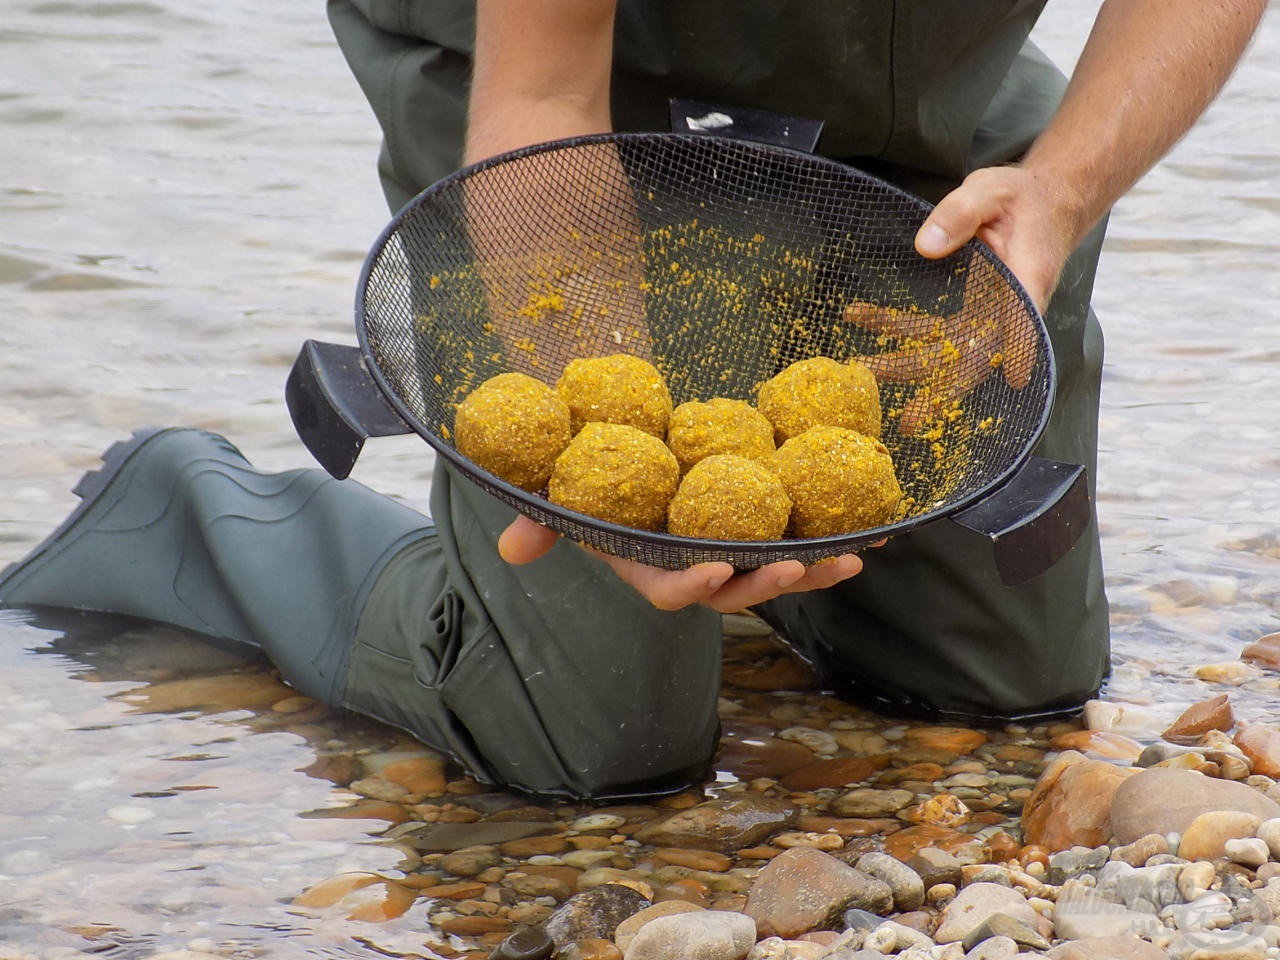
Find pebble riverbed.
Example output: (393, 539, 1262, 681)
(1, 1, 1278, 957)
(5, 607, 1280, 960)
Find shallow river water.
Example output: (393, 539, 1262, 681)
(1, 1, 1277, 955)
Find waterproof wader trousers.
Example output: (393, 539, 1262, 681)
(0, 0, 1111, 800)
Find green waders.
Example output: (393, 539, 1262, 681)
(0, 1, 1110, 800)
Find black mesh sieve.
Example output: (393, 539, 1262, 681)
(355, 133, 1053, 569)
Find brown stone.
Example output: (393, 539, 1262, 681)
(569, 836, 614, 851)
(612, 901, 705, 952)
(555, 939, 621, 960)
(900, 794, 970, 828)
(1109, 767, 1280, 844)
(301, 799, 411, 824)
(380, 757, 449, 796)
(1045, 935, 1169, 960)
(883, 825, 984, 863)
(715, 736, 814, 781)
(1235, 724, 1280, 778)
(438, 916, 511, 936)
(500, 835, 570, 858)
(994, 744, 1046, 765)
(795, 816, 900, 837)
(1177, 810, 1262, 862)
(736, 846, 781, 860)
(1162, 694, 1235, 745)
(115, 672, 294, 715)
(1048, 730, 1145, 761)
(1021, 751, 1135, 852)
(1241, 632, 1280, 671)
(721, 657, 819, 691)
(413, 880, 486, 899)
(652, 848, 732, 872)
(745, 847, 893, 938)
(779, 757, 880, 791)
(983, 831, 1021, 864)
(294, 874, 417, 921)
(633, 796, 795, 853)
(519, 863, 583, 888)
(879, 762, 946, 785)
(293, 872, 382, 907)
(903, 726, 988, 755)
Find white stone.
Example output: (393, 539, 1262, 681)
(1168, 891, 1235, 932)
(107, 804, 155, 824)
(1082, 699, 1165, 738)
(1258, 819, 1280, 860)
(1179, 861, 1217, 902)
(776, 726, 839, 756)
(570, 813, 626, 831)
(624, 910, 756, 960)
(1053, 888, 1164, 941)
(933, 883, 1040, 944)
(1228, 837, 1272, 868)
(864, 921, 933, 954)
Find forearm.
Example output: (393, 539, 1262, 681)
(1025, 0, 1266, 248)
(466, 0, 618, 164)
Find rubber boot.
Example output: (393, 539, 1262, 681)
(0, 427, 433, 703)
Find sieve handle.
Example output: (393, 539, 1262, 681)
(669, 98, 825, 153)
(950, 457, 1091, 588)
(285, 339, 413, 480)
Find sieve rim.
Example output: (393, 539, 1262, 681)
(352, 131, 1056, 566)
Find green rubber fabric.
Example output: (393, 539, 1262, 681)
(0, 429, 430, 707)
(1, 2, 1112, 802)
(328, 0, 1110, 735)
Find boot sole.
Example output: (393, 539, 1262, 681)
(0, 426, 175, 584)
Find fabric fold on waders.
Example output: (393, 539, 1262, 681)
(347, 464, 724, 800)
(0, 428, 432, 707)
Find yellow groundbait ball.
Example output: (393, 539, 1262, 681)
(548, 422, 679, 531)
(666, 397, 776, 475)
(667, 455, 792, 541)
(556, 353, 673, 438)
(772, 426, 902, 538)
(757, 356, 882, 444)
(454, 372, 571, 492)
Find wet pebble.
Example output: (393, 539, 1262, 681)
(855, 852, 925, 911)
(622, 910, 755, 960)
(745, 847, 893, 939)
(543, 883, 651, 947)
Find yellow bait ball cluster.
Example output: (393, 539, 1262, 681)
(772, 426, 903, 538)
(454, 372, 572, 492)
(667, 455, 791, 541)
(556, 353, 673, 438)
(757, 356, 882, 444)
(455, 352, 901, 543)
(548, 422, 679, 531)
(666, 397, 775, 475)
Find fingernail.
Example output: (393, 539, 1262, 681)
(776, 569, 804, 588)
(917, 223, 950, 256)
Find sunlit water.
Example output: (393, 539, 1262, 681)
(1, 1, 1277, 954)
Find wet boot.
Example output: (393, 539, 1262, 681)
(0, 427, 432, 704)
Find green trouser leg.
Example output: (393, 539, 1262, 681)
(328, 0, 1110, 726)
(0, 428, 723, 799)
(347, 464, 723, 799)
(0, 428, 429, 706)
(755, 219, 1109, 720)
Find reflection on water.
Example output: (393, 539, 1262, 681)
(1, 0, 1278, 954)
(0, 608, 445, 956)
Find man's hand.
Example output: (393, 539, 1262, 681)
(915, 164, 1074, 315)
(498, 514, 867, 613)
